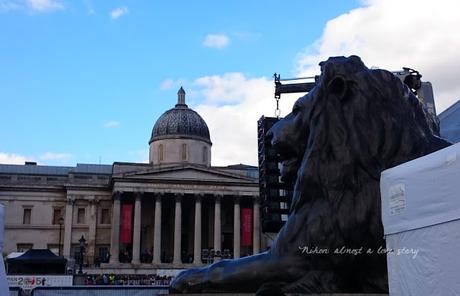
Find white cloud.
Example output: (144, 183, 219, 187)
(203, 34, 230, 49)
(295, 0, 460, 112)
(0, 1, 22, 12)
(0, 152, 31, 164)
(26, 0, 63, 12)
(168, 0, 460, 166)
(39, 152, 72, 161)
(0, 0, 63, 12)
(110, 6, 128, 19)
(104, 120, 120, 128)
(83, 0, 94, 14)
(160, 79, 174, 90)
(193, 73, 299, 166)
(0, 151, 73, 165)
(129, 149, 149, 163)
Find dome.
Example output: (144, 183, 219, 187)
(149, 87, 211, 145)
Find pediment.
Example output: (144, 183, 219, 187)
(116, 165, 255, 183)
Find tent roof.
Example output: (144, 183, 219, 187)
(7, 249, 67, 264)
(6, 252, 24, 259)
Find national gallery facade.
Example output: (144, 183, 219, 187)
(0, 88, 263, 273)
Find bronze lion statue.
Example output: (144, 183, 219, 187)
(170, 56, 451, 294)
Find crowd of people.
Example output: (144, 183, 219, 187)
(84, 274, 173, 286)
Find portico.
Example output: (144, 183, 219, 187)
(105, 163, 260, 268)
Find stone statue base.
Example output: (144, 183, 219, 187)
(168, 293, 388, 296)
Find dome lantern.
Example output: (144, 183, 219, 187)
(176, 86, 186, 107)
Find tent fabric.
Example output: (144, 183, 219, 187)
(7, 249, 67, 275)
(6, 252, 24, 259)
(385, 219, 460, 295)
(7, 249, 66, 263)
(0, 205, 10, 295)
(380, 142, 460, 235)
(380, 142, 460, 296)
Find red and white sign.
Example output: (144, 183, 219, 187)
(120, 204, 133, 244)
(241, 208, 253, 246)
(7, 275, 73, 290)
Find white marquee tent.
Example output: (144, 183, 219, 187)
(381, 142, 460, 295)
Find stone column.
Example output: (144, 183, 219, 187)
(132, 192, 142, 264)
(233, 198, 241, 259)
(214, 195, 222, 255)
(152, 194, 162, 264)
(193, 195, 202, 264)
(63, 197, 74, 258)
(253, 198, 261, 254)
(109, 192, 121, 264)
(87, 198, 98, 265)
(173, 194, 182, 264)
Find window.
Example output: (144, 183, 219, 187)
(100, 208, 110, 224)
(17, 244, 33, 252)
(77, 208, 85, 224)
(23, 208, 31, 224)
(203, 146, 207, 163)
(182, 143, 187, 161)
(158, 144, 164, 162)
(52, 208, 63, 225)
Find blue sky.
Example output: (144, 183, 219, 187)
(1, 0, 459, 166)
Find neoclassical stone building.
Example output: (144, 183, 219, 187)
(0, 88, 261, 273)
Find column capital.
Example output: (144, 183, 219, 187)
(174, 193, 184, 202)
(88, 199, 100, 205)
(66, 197, 75, 205)
(214, 194, 222, 203)
(113, 191, 122, 201)
(135, 191, 143, 200)
(195, 194, 203, 202)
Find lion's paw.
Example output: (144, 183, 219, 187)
(169, 267, 207, 293)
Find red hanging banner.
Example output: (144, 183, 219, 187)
(241, 208, 253, 246)
(120, 204, 133, 244)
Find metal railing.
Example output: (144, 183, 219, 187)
(30, 286, 169, 296)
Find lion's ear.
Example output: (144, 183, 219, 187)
(327, 75, 348, 101)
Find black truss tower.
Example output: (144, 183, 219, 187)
(257, 116, 293, 233)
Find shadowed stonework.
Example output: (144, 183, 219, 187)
(170, 56, 450, 294)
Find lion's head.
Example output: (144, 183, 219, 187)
(269, 55, 450, 211)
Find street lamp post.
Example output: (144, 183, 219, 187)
(58, 217, 64, 256)
(78, 235, 86, 274)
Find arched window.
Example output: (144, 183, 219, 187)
(158, 144, 164, 162)
(182, 144, 187, 161)
(203, 146, 207, 163)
